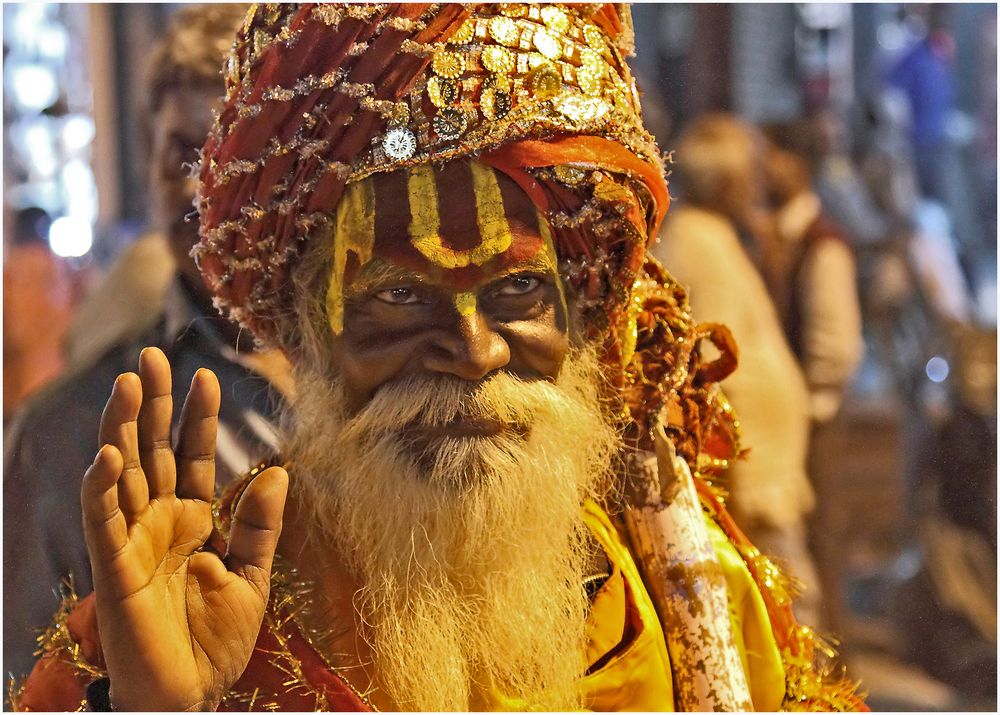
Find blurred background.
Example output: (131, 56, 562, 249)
(2, 4, 996, 710)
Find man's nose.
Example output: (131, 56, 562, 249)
(423, 311, 511, 381)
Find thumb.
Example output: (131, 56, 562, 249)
(226, 467, 288, 598)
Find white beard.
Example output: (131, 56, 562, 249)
(284, 347, 621, 710)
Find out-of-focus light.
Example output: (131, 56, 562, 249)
(10, 64, 59, 112)
(62, 159, 98, 222)
(37, 24, 68, 60)
(797, 3, 849, 30)
(23, 122, 58, 178)
(62, 115, 95, 153)
(62, 158, 93, 191)
(10, 4, 48, 47)
(48, 216, 92, 257)
(925, 356, 950, 383)
(877, 23, 905, 52)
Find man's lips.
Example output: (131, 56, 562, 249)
(398, 416, 533, 442)
(416, 417, 508, 439)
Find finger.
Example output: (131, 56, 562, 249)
(81, 445, 129, 574)
(175, 368, 220, 503)
(226, 467, 288, 598)
(98, 373, 149, 520)
(137, 347, 175, 498)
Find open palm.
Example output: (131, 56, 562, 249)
(81, 347, 287, 711)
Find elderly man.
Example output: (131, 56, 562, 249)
(14, 5, 863, 712)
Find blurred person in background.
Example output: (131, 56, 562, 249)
(758, 122, 865, 637)
(652, 113, 822, 627)
(858, 25, 997, 699)
(884, 4, 983, 271)
(885, 4, 956, 203)
(1, 4, 292, 684)
(807, 108, 889, 251)
(894, 323, 997, 703)
(760, 122, 864, 425)
(2, 206, 76, 422)
(859, 89, 976, 394)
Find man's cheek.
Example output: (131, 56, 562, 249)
(338, 350, 408, 415)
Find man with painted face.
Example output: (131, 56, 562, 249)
(15, 5, 865, 712)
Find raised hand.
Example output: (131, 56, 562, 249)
(81, 347, 288, 711)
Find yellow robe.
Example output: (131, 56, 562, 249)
(483, 500, 786, 711)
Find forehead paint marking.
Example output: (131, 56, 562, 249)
(407, 163, 514, 269)
(326, 179, 376, 335)
(454, 291, 477, 317)
(536, 209, 568, 316)
(536, 210, 558, 272)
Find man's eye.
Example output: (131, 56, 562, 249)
(495, 275, 540, 297)
(375, 287, 420, 305)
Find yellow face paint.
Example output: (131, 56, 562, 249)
(536, 211, 569, 318)
(326, 162, 561, 335)
(407, 162, 514, 269)
(326, 179, 376, 334)
(454, 291, 477, 317)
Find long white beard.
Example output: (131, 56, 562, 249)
(284, 347, 621, 710)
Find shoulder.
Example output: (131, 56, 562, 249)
(655, 207, 754, 294)
(659, 207, 744, 257)
(698, 485, 868, 711)
(5, 343, 134, 480)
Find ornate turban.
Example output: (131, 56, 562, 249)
(196, 2, 736, 464)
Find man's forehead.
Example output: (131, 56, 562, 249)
(373, 160, 546, 268)
(328, 160, 557, 329)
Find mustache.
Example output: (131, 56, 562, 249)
(338, 371, 565, 443)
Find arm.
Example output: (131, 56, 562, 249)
(799, 240, 864, 422)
